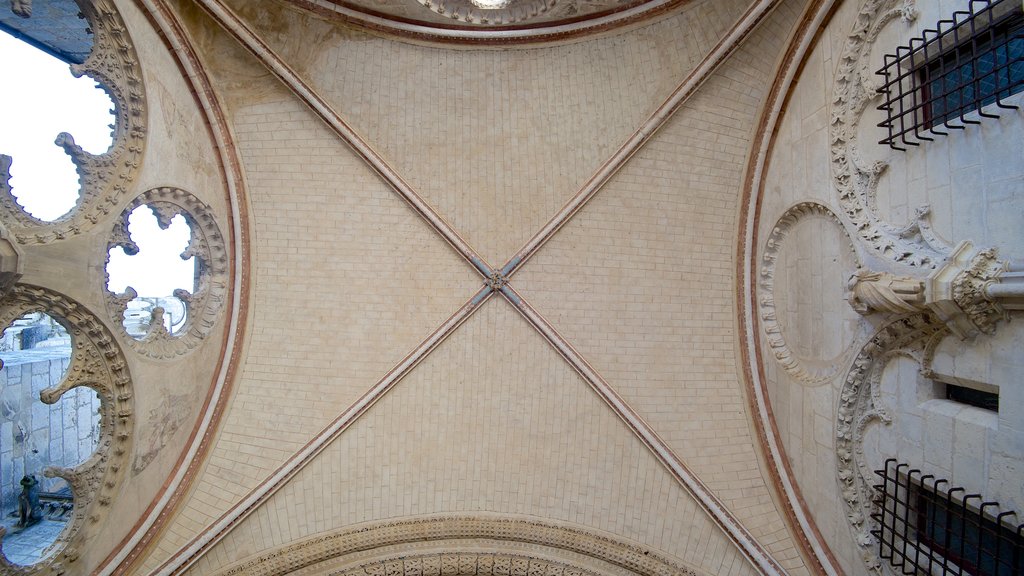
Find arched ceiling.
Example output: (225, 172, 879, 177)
(80, 0, 843, 574)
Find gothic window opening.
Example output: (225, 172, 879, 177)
(0, 312, 98, 566)
(876, 0, 1024, 150)
(0, 26, 114, 221)
(106, 205, 197, 338)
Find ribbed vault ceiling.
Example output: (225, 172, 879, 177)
(128, 0, 819, 574)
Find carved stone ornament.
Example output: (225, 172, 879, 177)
(759, 202, 861, 385)
(830, 0, 958, 269)
(105, 187, 228, 359)
(925, 241, 1010, 339)
(211, 516, 702, 576)
(11, 0, 31, 18)
(0, 0, 146, 245)
(414, 0, 558, 24)
(847, 269, 925, 316)
(835, 312, 948, 575)
(0, 285, 133, 574)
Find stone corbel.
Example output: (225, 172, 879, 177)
(926, 241, 1014, 339)
(0, 221, 23, 298)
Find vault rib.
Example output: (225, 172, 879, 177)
(190, 0, 494, 278)
(495, 284, 788, 576)
(150, 288, 495, 576)
(501, 0, 787, 280)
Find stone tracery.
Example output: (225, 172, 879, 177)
(0, 285, 133, 574)
(0, 0, 146, 245)
(104, 187, 228, 359)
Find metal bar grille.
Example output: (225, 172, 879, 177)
(876, 0, 1024, 150)
(872, 458, 1024, 575)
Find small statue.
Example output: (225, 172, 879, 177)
(17, 474, 42, 527)
(847, 269, 925, 315)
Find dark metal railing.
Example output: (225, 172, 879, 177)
(873, 458, 1024, 575)
(876, 0, 1024, 150)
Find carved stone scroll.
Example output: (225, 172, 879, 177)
(0, 0, 146, 245)
(105, 187, 228, 359)
(830, 0, 957, 269)
(835, 312, 947, 574)
(0, 285, 133, 574)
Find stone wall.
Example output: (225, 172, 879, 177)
(755, 0, 1024, 574)
(0, 352, 100, 515)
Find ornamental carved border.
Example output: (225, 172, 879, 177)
(327, 552, 604, 576)
(758, 202, 861, 385)
(834, 312, 947, 574)
(413, 0, 557, 24)
(829, 0, 955, 269)
(0, 0, 146, 245)
(104, 187, 228, 359)
(0, 284, 133, 575)
(211, 517, 702, 576)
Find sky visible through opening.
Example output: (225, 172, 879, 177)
(1, 31, 194, 300)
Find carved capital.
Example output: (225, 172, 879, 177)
(926, 241, 1009, 339)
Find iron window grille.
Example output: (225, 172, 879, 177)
(873, 459, 1024, 575)
(876, 0, 1024, 150)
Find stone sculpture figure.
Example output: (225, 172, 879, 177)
(17, 474, 42, 527)
(847, 269, 925, 315)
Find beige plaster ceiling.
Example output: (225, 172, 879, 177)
(84, 0, 839, 574)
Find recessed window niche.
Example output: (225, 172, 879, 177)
(105, 188, 227, 358)
(0, 312, 98, 566)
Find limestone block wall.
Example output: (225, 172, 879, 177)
(0, 355, 99, 513)
(754, 0, 1024, 575)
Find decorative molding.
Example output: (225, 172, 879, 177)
(0, 0, 146, 245)
(829, 0, 957, 269)
(0, 284, 133, 574)
(834, 312, 948, 574)
(324, 552, 602, 576)
(413, 0, 558, 25)
(104, 187, 228, 359)
(289, 0, 684, 46)
(210, 516, 702, 576)
(758, 202, 860, 385)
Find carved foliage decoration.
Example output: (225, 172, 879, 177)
(834, 312, 947, 574)
(829, 0, 955, 269)
(212, 516, 701, 576)
(0, 0, 146, 244)
(0, 285, 133, 574)
(759, 202, 861, 385)
(105, 187, 227, 359)
(951, 247, 1008, 336)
